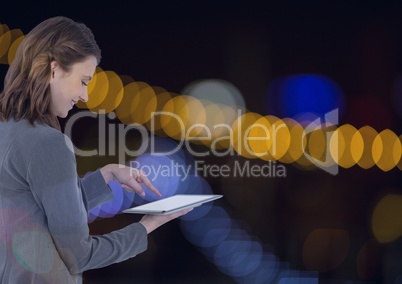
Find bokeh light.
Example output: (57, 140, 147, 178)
(171, 96, 206, 141)
(277, 273, 319, 284)
(357, 126, 378, 169)
(180, 206, 232, 248)
(179, 175, 214, 221)
(181, 78, 246, 110)
(356, 239, 382, 280)
(144, 87, 174, 136)
(307, 128, 327, 163)
(236, 253, 279, 284)
(214, 105, 239, 149)
(214, 236, 263, 277)
(85, 67, 109, 111)
(88, 180, 135, 221)
(371, 194, 402, 243)
(279, 118, 306, 164)
(330, 124, 363, 168)
(0, 26, 12, 64)
(7, 35, 24, 64)
(89, 71, 124, 114)
(398, 135, 402, 171)
(160, 95, 187, 140)
(12, 231, 54, 274)
(198, 102, 229, 148)
(268, 118, 291, 161)
(265, 74, 345, 121)
(115, 81, 141, 125)
(0, 28, 24, 65)
(115, 81, 157, 125)
(126, 136, 195, 203)
(231, 111, 262, 159)
(130, 153, 182, 202)
(247, 116, 273, 159)
(129, 83, 157, 125)
(302, 229, 350, 272)
(372, 129, 401, 171)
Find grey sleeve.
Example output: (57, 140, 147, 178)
(26, 132, 147, 274)
(78, 170, 114, 212)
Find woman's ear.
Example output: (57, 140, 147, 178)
(50, 61, 58, 80)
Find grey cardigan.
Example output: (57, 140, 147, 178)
(0, 119, 147, 283)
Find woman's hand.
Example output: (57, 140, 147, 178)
(100, 164, 162, 197)
(139, 208, 193, 234)
(101, 164, 191, 234)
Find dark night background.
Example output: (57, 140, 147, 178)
(1, 1, 402, 283)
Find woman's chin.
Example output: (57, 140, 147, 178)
(57, 111, 69, 118)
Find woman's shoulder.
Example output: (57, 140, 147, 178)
(0, 119, 74, 169)
(0, 119, 71, 148)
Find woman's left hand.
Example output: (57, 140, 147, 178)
(100, 164, 162, 197)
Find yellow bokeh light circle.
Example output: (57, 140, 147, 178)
(265, 118, 290, 161)
(0, 26, 12, 63)
(214, 105, 238, 149)
(145, 87, 173, 135)
(76, 67, 98, 109)
(330, 124, 363, 168)
(89, 71, 124, 114)
(247, 116, 273, 159)
(398, 135, 402, 171)
(308, 128, 327, 163)
(278, 118, 306, 164)
(115, 81, 142, 125)
(7, 35, 24, 64)
(85, 67, 109, 111)
(357, 126, 378, 169)
(160, 95, 187, 140)
(304, 125, 337, 171)
(115, 81, 157, 125)
(372, 129, 401, 171)
(372, 194, 402, 243)
(178, 96, 206, 142)
(231, 112, 262, 159)
(0, 29, 23, 64)
(129, 82, 157, 125)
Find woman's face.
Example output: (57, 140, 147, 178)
(49, 56, 97, 118)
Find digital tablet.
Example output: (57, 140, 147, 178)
(123, 194, 223, 215)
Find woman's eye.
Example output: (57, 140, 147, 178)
(81, 81, 88, 87)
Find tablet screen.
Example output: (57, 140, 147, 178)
(123, 194, 223, 215)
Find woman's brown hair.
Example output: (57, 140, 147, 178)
(0, 16, 101, 129)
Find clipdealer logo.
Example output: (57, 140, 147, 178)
(301, 109, 339, 175)
(129, 159, 287, 181)
(63, 108, 339, 178)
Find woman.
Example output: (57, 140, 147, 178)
(0, 16, 191, 283)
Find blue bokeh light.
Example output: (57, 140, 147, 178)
(214, 238, 263, 277)
(88, 180, 135, 222)
(130, 154, 181, 202)
(180, 206, 231, 248)
(265, 74, 345, 121)
(130, 136, 197, 203)
(277, 270, 319, 284)
(179, 175, 214, 221)
(236, 253, 279, 284)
